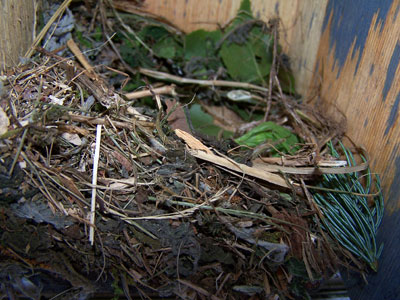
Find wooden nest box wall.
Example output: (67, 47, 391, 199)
(1, 0, 400, 299)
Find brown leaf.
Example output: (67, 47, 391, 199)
(202, 104, 244, 132)
(165, 99, 191, 132)
(58, 175, 85, 208)
(111, 151, 134, 173)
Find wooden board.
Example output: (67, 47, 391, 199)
(114, 0, 327, 96)
(312, 1, 400, 299)
(0, 0, 35, 70)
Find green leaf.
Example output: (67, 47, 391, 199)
(119, 45, 154, 68)
(231, 0, 253, 26)
(184, 29, 222, 59)
(239, 0, 251, 13)
(228, 103, 264, 122)
(153, 36, 181, 59)
(189, 104, 232, 138)
(140, 25, 170, 41)
(92, 26, 103, 42)
(279, 67, 296, 94)
(220, 26, 272, 84)
(286, 258, 310, 278)
(234, 121, 300, 155)
(74, 30, 93, 49)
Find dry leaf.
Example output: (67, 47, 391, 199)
(202, 104, 244, 132)
(58, 175, 85, 200)
(0, 106, 10, 135)
(108, 177, 137, 190)
(49, 95, 64, 105)
(61, 132, 82, 146)
(111, 151, 134, 173)
(165, 99, 191, 132)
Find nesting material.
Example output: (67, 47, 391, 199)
(0, 1, 383, 299)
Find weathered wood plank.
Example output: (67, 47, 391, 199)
(115, 0, 327, 96)
(313, 1, 400, 298)
(0, 0, 35, 70)
(312, 0, 400, 212)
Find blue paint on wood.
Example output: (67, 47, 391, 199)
(383, 42, 400, 102)
(387, 142, 400, 164)
(308, 12, 315, 36)
(323, 0, 393, 75)
(274, 2, 279, 14)
(315, 60, 320, 75)
(384, 92, 400, 135)
(347, 210, 400, 300)
(369, 64, 374, 76)
(364, 118, 368, 127)
(394, 3, 400, 20)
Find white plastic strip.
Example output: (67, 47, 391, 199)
(89, 124, 102, 245)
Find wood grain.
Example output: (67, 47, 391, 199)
(0, 0, 35, 70)
(312, 1, 400, 298)
(312, 0, 400, 214)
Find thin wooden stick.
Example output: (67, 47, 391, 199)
(139, 68, 268, 92)
(25, 0, 73, 59)
(67, 39, 96, 76)
(125, 85, 176, 100)
(8, 128, 28, 176)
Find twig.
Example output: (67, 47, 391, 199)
(123, 187, 230, 220)
(215, 19, 264, 50)
(175, 129, 289, 188)
(125, 85, 176, 100)
(8, 128, 28, 176)
(61, 112, 153, 129)
(264, 20, 278, 121)
(24, 0, 73, 59)
(139, 68, 268, 93)
(252, 160, 369, 175)
(177, 279, 221, 300)
(218, 215, 289, 263)
(66, 39, 97, 77)
(20, 152, 67, 214)
(145, 197, 303, 231)
(189, 148, 289, 188)
(109, 1, 154, 55)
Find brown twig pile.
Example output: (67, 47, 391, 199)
(0, 2, 379, 299)
(0, 47, 368, 300)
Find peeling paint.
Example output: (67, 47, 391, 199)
(384, 93, 400, 135)
(323, 0, 392, 75)
(347, 211, 400, 299)
(383, 42, 400, 102)
(394, 2, 400, 20)
(387, 155, 400, 213)
(308, 12, 315, 35)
